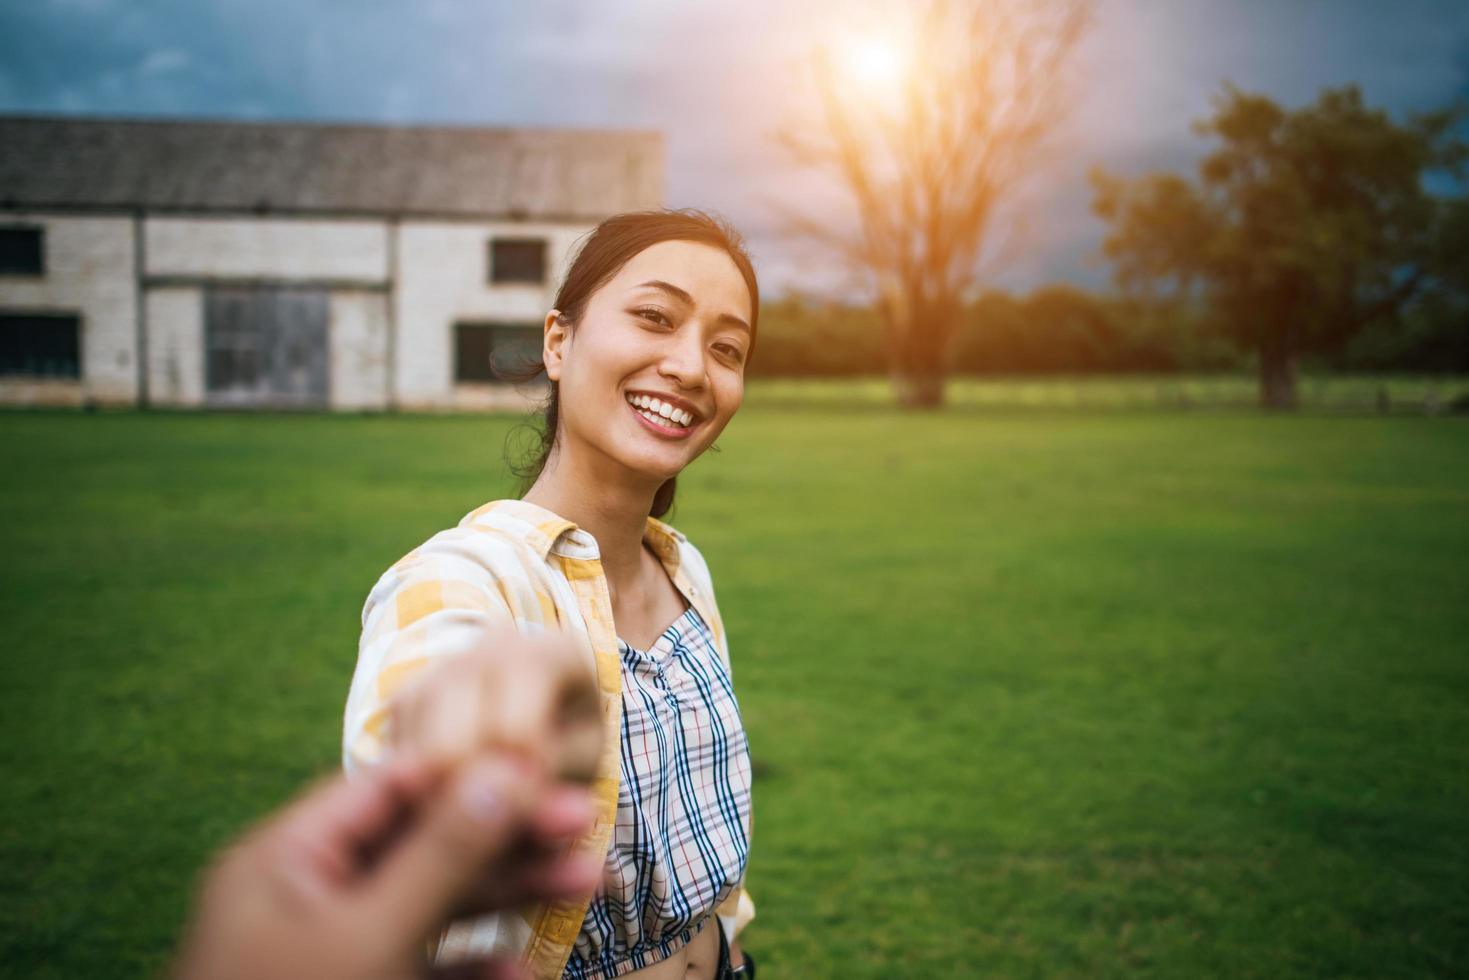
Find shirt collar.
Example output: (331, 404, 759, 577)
(470, 498, 685, 570)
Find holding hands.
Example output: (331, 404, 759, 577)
(174, 629, 604, 980)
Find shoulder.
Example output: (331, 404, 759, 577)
(646, 514, 717, 593)
(383, 517, 539, 589)
(360, 500, 557, 626)
(654, 522, 734, 663)
(650, 517, 726, 619)
(677, 534, 718, 597)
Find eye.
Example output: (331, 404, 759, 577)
(633, 306, 671, 327)
(714, 342, 746, 364)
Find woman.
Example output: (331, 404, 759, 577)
(343, 210, 758, 980)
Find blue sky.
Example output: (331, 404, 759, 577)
(2, 0, 1467, 297)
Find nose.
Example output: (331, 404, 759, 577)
(657, 325, 708, 391)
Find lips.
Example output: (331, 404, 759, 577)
(627, 400, 697, 439)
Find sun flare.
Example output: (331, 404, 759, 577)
(836, 36, 908, 91)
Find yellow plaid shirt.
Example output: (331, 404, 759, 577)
(341, 498, 755, 978)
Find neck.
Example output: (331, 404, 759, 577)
(521, 444, 664, 588)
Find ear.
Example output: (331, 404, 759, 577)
(543, 310, 568, 382)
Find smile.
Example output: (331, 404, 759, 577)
(625, 392, 698, 438)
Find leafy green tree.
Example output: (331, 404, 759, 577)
(1091, 85, 1467, 409)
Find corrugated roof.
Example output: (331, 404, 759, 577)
(0, 115, 663, 219)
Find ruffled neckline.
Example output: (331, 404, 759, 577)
(618, 605, 702, 659)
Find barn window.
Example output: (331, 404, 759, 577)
(0, 313, 81, 377)
(0, 227, 44, 275)
(455, 323, 545, 382)
(488, 237, 547, 284)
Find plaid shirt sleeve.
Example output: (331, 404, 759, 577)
(342, 526, 520, 774)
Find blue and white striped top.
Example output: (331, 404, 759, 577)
(564, 603, 753, 979)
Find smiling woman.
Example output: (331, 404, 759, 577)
(508, 212, 760, 519)
(342, 210, 761, 980)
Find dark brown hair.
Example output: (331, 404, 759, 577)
(503, 208, 759, 519)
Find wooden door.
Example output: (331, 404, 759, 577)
(205, 286, 329, 409)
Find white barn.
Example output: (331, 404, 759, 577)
(0, 115, 663, 411)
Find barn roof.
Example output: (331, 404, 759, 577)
(0, 115, 663, 220)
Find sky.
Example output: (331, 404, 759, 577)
(2, 0, 1467, 298)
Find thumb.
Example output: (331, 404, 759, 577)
(352, 754, 543, 943)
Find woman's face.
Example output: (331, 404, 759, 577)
(543, 239, 753, 483)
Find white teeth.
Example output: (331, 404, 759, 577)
(626, 393, 692, 428)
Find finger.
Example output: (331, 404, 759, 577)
(483, 654, 559, 767)
(547, 687, 603, 785)
(514, 850, 603, 900)
(491, 635, 601, 776)
(265, 756, 443, 890)
(445, 836, 602, 918)
(539, 631, 602, 715)
(333, 756, 444, 868)
(424, 957, 527, 980)
(443, 780, 598, 911)
(351, 754, 544, 941)
(406, 665, 490, 763)
(472, 681, 546, 767)
(528, 784, 598, 842)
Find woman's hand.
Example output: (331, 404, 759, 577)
(390, 627, 605, 786)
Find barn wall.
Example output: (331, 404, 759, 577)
(145, 286, 204, 407)
(329, 291, 389, 410)
(394, 220, 589, 410)
(2, 211, 604, 412)
(145, 217, 388, 283)
(141, 217, 393, 410)
(0, 212, 138, 406)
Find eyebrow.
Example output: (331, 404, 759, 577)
(634, 280, 751, 334)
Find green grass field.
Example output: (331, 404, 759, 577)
(2, 391, 1467, 977)
(749, 373, 1469, 412)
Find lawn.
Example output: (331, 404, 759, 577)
(749, 373, 1469, 412)
(2, 392, 1466, 977)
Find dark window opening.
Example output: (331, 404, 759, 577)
(455, 323, 545, 383)
(0, 227, 44, 276)
(0, 313, 81, 378)
(488, 238, 547, 284)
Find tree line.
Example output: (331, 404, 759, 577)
(749, 283, 1469, 379)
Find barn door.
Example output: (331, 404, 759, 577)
(205, 286, 329, 408)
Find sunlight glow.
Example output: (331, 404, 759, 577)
(836, 36, 909, 92)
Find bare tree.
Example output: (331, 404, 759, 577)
(775, 0, 1092, 407)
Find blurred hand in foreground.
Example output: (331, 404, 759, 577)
(174, 632, 607, 980)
